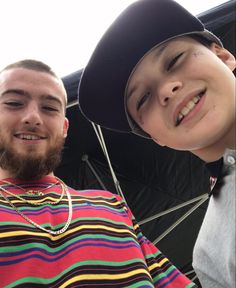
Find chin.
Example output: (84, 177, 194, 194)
(17, 147, 46, 157)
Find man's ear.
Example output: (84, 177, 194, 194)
(63, 117, 69, 138)
(151, 136, 165, 147)
(210, 43, 236, 71)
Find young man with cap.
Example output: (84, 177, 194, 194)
(78, 0, 236, 287)
(0, 59, 196, 287)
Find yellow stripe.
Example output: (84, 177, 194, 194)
(0, 224, 136, 240)
(77, 198, 121, 206)
(134, 223, 139, 230)
(60, 268, 151, 288)
(149, 258, 168, 270)
(1, 196, 121, 206)
(0, 197, 57, 204)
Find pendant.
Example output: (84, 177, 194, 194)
(26, 190, 44, 196)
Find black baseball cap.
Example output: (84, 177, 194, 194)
(78, 0, 222, 137)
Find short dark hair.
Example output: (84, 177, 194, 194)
(0, 59, 68, 107)
(1, 59, 58, 78)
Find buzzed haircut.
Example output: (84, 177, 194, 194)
(1, 59, 58, 78)
(1, 59, 68, 106)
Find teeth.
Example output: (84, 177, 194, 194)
(186, 100, 195, 110)
(181, 106, 191, 116)
(177, 95, 201, 124)
(193, 96, 200, 103)
(178, 114, 184, 123)
(18, 134, 41, 140)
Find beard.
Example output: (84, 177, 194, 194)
(0, 136, 65, 181)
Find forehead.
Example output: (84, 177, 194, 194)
(126, 37, 199, 94)
(136, 36, 198, 66)
(0, 67, 67, 105)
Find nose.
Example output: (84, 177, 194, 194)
(158, 80, 183, 106)
(21, 104, 43, 126)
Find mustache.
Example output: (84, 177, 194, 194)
(17, 126, 42, 133)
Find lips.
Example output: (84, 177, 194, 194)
(175, 89, 206, 126)
(14, 133, 47, 140)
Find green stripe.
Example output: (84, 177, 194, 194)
(186, 283, 198, 287)
(5, 259, 148, 288)
(152, 266, 176, 282)
(0, 234, 139, 253)
(0, 203, 70, 210)
(128, 280, 154, 288)
(144, 250, 162, 260)
(0, 215, 133, 229)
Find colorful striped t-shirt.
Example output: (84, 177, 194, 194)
(0, 176, 197, 287)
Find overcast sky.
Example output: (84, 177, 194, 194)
(0, 0, 228, 77)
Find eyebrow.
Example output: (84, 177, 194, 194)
(1, 88, 29, 98)
(1, 89, 63, 107)
(126, 43, 169, 100)
(42, 94, 63, 108)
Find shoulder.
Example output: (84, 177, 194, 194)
(68, 187, 123, 201)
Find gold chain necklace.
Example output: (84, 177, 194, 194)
(0, 177, 64, 206)
(0, 180, 58, 196)
(0, 178, 73, 235)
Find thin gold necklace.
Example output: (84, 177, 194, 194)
(0, 177, 64, 206)
(0, 179, 58, 196)
(0, 178, 73, 235)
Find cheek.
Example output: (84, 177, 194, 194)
(47, 120, 66, 138)
(58, 124, 67, 137)
(141, 110, 166, 138)
(0, 116, 16, 133)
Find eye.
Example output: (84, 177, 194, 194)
(137, 91, 151, 111)
(4, 101, 23, 107)
(167, 52, 184, 71)
(42, 106, 59, 112)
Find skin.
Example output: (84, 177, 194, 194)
(0, 67, 69, 179)
(126, 37, 236, 162)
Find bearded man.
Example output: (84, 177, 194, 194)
(0, 59, 195, 287)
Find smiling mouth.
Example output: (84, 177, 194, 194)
(176, 89, 206, 126)
(15, 134, 46, 141)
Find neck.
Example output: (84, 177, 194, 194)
(0, 168, 55, 181)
